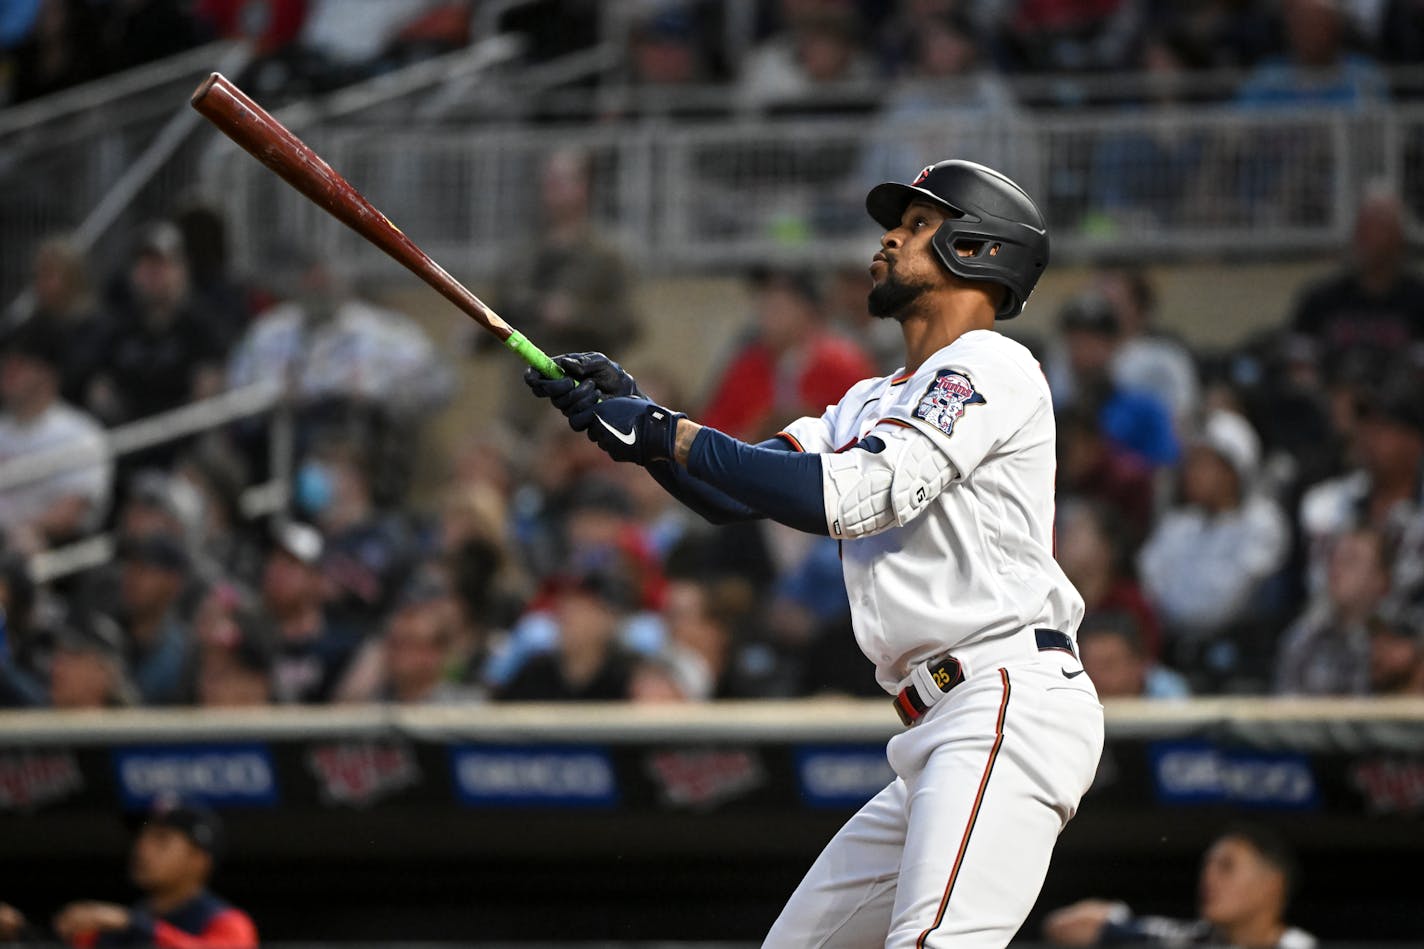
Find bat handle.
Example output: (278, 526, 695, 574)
(503, 331, 565, 379)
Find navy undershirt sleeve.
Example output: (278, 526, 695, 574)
(685, 427, 828, 535)
(645, 436, 796, 525)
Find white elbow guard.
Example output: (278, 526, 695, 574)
(822, 428, 954, 539)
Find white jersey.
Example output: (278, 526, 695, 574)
(0, 401, 112, 534)
(780, 329, 1082, 692)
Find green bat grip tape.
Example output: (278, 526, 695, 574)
(505, 331, 564, 379)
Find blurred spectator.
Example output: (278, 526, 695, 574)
(659, 574, 760, 699)
(13, 236, 108, 406)
(72, 468, 205, 631)
(193, 0, 310, 55)
(1143, 0, 1278, 71)
(8, 0, 101, 102)
(1056, 405, 1156, 544)
(1043, 824, 1315, 948)
(0, 317, 112, 555)
(172, 440, 263, 587)
(24, 798, 259, 947)
(826, 262, 901, 374)
(1232, 0, 1388, 225)
(262, 521, 358, 703)
(623, 1, 720, 90)
(1077, 610, 1190, 699)
(89, 223, 226, 428)
(606, 459, 697, 565)
(227, 251, 452, 437)
(1286, 187, 1424, 384)
(227, 251, 449, 508)
(0, 551, 45, 707)
(488, 0, 598, 64)
(558, 476, 667, 613)
(859, 10, 1018, 194)
(1373, 0, 1424, 64)
(97, 0, 199, 74)
(496, 566, 639, 702)
(193, 592, 275, 707)
(435, 475, 525, 680)
(999, 0, 1139, 73)
(337, 569, 479, 704)
(443, 535, 511, 688)
(1055, 499, 1163, 657)
(1274, 528, 1390, 696)
(1237, 0, 1387, 109)
(737, 3, 874, 112)
(1298, 383, 1424, 597)
(628, 649, 706, 703)
(701, 267, 875, 443)
(1099, 266, 1201, 427)
(489, 148, 640, 427)
(118, 469, 205, 546)
(795, 612, 884, 698)
(1230, 332, 1341, 502)
(376, 575, 475, 703)
(1369, 607, 1424, 695)
(767, 537, 848, 652)
(1049, 294, 1179, 467)
(45, 610, 136, 709)
(115, 533, 193, 706)
(175, 203, 259, 350)
(1138, 409, 1289, 642)
(297, 434, 417, 637)
(296, 0, 448, 70)
(1084, 30, 1214, 229)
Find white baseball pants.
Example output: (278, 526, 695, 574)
(763, 658, 1105, 949)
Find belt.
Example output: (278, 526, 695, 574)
(893, 629, 1077, 727)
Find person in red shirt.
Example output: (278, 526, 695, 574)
(700, 267, 876, 443)
(0, 797, 258, 948)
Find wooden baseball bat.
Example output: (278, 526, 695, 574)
(189, 72, 563, 379)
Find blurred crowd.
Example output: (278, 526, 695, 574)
(1, 133, 1423, 713)
(3, 0, 1423, 108)
(0, 0, 474, 104)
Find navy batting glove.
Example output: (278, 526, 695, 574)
(555, 352, 644, 400)
(523, 368, 601, 427)
(579, 397, 683, 466)
(524, 353, 645, 432)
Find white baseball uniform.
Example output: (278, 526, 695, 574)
(764, 329, 1105, 948)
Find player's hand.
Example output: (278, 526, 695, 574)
(1041, 899, 1120, 946)
(525, 353, 645, 431)
(556, 352, 643, 399)
(0, 903, 28, 940)
(578, 397, 682, 466)
(53, 902, 130, 940)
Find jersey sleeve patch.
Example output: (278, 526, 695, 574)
(913, 369, 986, 438)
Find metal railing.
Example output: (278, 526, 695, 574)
(0, 42, 254, 310)
(205, 103, 1424, 278)
(0, 382, 293, 583)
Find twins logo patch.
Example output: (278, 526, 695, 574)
(914, 369, 985, 437)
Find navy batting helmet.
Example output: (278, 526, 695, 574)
(866, 160, 1049, 320)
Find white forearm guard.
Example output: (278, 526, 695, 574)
(821, 427, 955, 539)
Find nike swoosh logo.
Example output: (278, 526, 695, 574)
(597, 416, 638, 446)
(1061, 668, 1085, 679)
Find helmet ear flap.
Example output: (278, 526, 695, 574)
(929, 223, 1018, 317)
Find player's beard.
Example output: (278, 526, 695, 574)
(867, 268, 934, 322)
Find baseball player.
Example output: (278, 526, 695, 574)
(527, 159, 1104, 948)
